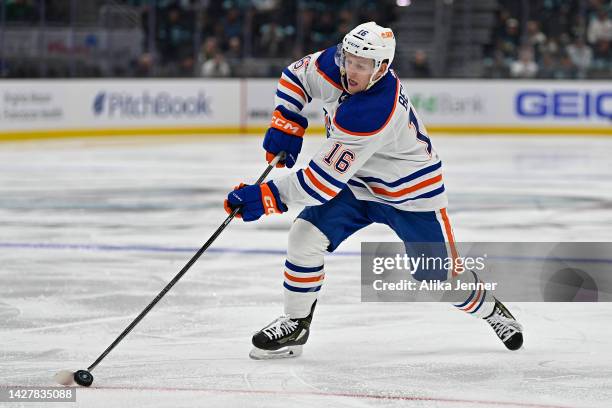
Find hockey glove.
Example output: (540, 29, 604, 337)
(224, 181, 287, 222)
(263, 105, 308, 169)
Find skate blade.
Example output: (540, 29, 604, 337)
(249, 345, 303, 360)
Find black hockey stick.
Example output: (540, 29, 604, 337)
(54, 152, 286, 387)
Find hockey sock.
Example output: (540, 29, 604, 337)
(283, 260, 324, 318)
(444, 270, 495, 318)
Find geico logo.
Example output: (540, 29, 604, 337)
(516, 91, 612, 119)
(272, 117, 300, 134)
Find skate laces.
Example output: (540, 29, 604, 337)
(262, 315, 299, 340)
(486, 309, 523, 342)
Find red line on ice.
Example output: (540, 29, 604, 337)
(77, 385, 580, 408)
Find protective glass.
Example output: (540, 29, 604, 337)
(334, 43, 376, 75)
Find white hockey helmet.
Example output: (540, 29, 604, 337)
(335, 21, 396, 90)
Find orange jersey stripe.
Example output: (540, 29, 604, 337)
(279, 78, 306, 101)
(304, 168, 338, 197)
(440, 208, 460, 277)
(284, 271, 325, 283)
(370, 174, 442, 198)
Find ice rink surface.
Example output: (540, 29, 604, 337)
(1, 134, 612, 408)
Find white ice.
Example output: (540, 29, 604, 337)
(1, 135, 612, 408)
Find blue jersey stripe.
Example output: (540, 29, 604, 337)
(309, 161, 345, 189)
(348, 181, 445, 204)
(283, 282, 322, 293)
(359, 161, 442, 188)
(285, 260, 323, 273)
(276, 90, 304, 111)
(297, 170, 327, 204)
(282, 68, 312, 102)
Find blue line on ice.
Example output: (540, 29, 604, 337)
(0, 242, 360, 256)
(1, 242, 612, 264)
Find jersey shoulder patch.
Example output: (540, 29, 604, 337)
(333, 73, 399, 136)
(314, 46, 343, 90)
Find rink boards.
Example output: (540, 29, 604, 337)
(0, 79, 610, 141)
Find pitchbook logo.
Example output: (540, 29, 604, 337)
(92, 90, 210, 118)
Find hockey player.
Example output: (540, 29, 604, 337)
(224, 22, 523, 359)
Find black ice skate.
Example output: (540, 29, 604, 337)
(484, 298, 523, 351)
(249, 301, 316, 360)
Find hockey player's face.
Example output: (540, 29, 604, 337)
(344, 53, 376, 93)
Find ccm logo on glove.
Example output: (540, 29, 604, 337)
(270, 110, 306, 136)
(261, 183, 281, 215)
(263, 105, 309, 169)
(224, 181, 287, 222)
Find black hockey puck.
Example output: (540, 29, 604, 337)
(74, 370, 94, 387)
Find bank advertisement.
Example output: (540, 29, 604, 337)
(246, 79, 610, 127)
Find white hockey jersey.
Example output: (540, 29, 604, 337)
(271, 46, 448, 212)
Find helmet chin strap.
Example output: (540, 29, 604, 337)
(365, 71, 380, 90)
(365, 62, 387, 90)
(339, 66, 350, 94)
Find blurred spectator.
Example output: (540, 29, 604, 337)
(297, 8, 316, 52)
(2, 0, 37, 22)
(491, 8, 512, 46)
(526, 20, 547, 57)
(157, 6, 195, 65)
(486, 49, 511, 78)
(566, 37, 593, 78)
(177, 56, 195, 77)
(259, 22, 287, 57)
(537, 52, 557, 79)
(200, 37, 219, 62)
(310, 13, 337, 50)
(223, 8, 243, 39)
(510, 47, 538, 78)
(492, 0, 609, 80)
(592, 38, 610, 69)
(571, 14, 588, 42)
(338, 9, 355, 27)
(131, 53, 155, 77)
(226, 36, 242, 60)
(585, 0, 605, 18)
(587, 9, 612, 45)
(543, 1, 576, 41)
(541, 37, 561, 58)
(225, 36, 243, 76)
(556, 53, 578, 79)
(5, 0, 36, 22)
(1, 0, 398, 78)
(500, 18, 521, 58)
(410, 50, 432, 78)
(558, 33, 573, 51)
(201, 52, 231, 77)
